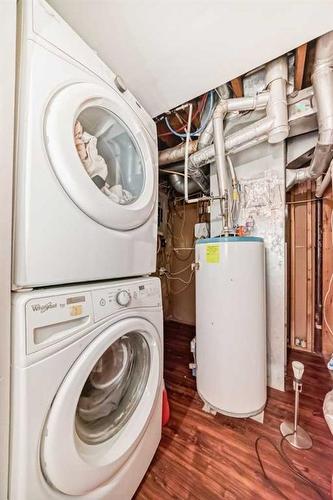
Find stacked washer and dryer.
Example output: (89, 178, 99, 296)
(10, 1, 162, 499)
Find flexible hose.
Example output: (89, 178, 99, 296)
(164, 91, 214, 138)
(255, 433, 325, 499)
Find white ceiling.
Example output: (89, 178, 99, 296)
(49, 0, 333, 117)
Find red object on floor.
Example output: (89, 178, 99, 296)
(162, 386, 170, 426)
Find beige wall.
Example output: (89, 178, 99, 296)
(160, 203, 198, 326)
(0, 2, 16, 498)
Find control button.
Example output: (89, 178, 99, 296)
(99, 298, 106, 307)
(116, 290, 131, 307)
(114, 75, 127, 93)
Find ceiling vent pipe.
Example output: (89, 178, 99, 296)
(188, 54, 288, 178)
(210, 56, 288, 226)
(287, 31, 333, 190)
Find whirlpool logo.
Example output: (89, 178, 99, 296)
(31, 301, 57, 313)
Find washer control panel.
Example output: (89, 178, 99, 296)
(92, 280, 161, 322)
(26, 292, 93, 354)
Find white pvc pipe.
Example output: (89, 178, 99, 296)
(184, 103, 193, 204)
(265, 56, 289, 143)
(213, 102, 229, 228)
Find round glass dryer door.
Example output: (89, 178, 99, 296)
(40, 318, 161, 496)
(44, 83, 156, 230)
(74, 107, 144, 207)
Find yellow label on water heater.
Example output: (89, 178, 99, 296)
(205, 244, 220, 264)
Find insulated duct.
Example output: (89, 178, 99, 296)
(286, 31, 333, 190)
(189, 94, 271, 170)
(158, 86, 316, 168)
(203, 57, 288, 224)
(159, 141, 198, 166)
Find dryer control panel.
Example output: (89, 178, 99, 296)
(92, 280, 161, 322)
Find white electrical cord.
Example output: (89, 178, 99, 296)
(164, 270, 194, 286)
(165, 263, 192, 276)
(170, 279, 195, 296)
(160, 169, 186, 177)
(157, 234, 161, 254)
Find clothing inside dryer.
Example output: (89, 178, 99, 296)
(74, 106, 145, 205)
(76, 332, 150, 444)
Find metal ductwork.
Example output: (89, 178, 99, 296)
(287, 31, 333, 190)
(168, 173, 199, 195)
(159, 162, 201, 195)
(159, 141, 198, 166)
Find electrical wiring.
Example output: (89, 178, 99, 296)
(324, 273, 333, 338)
(169, 278, 194, 296)
(164, 91, 214, 138)
(167, 202, 195, 261)
(157, 93, 208, 138)
(159, 169, 186, 177)
(164, 262, 192, 276)
(255, 433, 325, 499)
(179, 201, 186, 243)
(173, 247, 194, 262)
(160, 198, 195, 297)
(164, 270, 194, 286)
(156, 234, 162, 254)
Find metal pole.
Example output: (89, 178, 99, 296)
(294, 383, 299, 432)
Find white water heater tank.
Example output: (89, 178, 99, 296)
(195, 236, 266, 417)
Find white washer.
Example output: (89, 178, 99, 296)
(10, 277, 163, 500)
(13, 0, 158, 289)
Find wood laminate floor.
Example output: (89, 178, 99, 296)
(135, 321, 333, 499)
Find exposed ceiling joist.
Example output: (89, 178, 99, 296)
(230, 78, 243, 98)
(295, 43, 308, 90)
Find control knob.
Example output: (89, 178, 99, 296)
(116, 290, 131, 307)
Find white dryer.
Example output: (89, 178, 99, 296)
(10, 277, 163, 499)
(13, 0, 158, 289)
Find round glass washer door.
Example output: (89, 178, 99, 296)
(76, 331, 150, 445)
(44, 83, 156, 231)
(40, 318, 161, 496)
